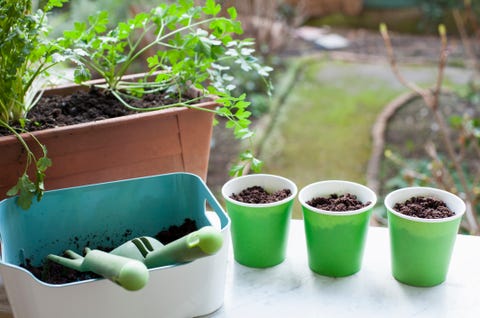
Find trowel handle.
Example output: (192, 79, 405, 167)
(144, 226, 223, 268)
(83, 249, 149, 291)
(110, 236, 164, 262)
(48, 249, 149, 291)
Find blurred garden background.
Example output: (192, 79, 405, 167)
(44, 0, 480, 233)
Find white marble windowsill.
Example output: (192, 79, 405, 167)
(210, 220, 480, 318)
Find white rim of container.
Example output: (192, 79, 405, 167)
(298, 180, 377, 216)
(384, 186, 466, 223)
(221, 174, 298, 208)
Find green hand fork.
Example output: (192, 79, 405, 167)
(110, 226, 224, 268)
(47, 226, 222, 291)
(47, 248, 149, 291)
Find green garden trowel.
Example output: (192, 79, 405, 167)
(110, 226, 223, 268)
(47, 248, 149, 291)
(47, 226, 223, 291)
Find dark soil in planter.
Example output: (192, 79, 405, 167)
(230, 186, 291, 204)
(21, 218, 198, 284)
(307, 193, 371, 211)
(0, 88, 184, 135)
(0, 86, 242, 206)
(393, 196, 455, 219)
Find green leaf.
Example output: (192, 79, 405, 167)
(37, 156, 52, 172)
(6, 184, 20, 197)
(251, 157, 263, 172)
(130, 12, 150, 28)
(44, 0, 68, 11)
(154, 72, 173, 83)
(449, 115, 463, 128)
(229, 164, 245, 177)
(258, 65, 273, 77)
(240, 151, 254, 160)
(178, 0, 193, 12)
(203, 0, 221, 16)
(236, 128, 254, 140)
(8, 174, 37, 210)
(117, 22, 132, 40)
(147, 55, 159, 68)
(227, 7, 237, 20)
(198, 43, 212, 57)
(17, 189, 35, 210)
(88, 11, 109, 34)
(74, 65, 91, 84)
(20, 174, 36, 192)
(225, 120, 235, 129)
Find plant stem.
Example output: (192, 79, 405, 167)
(0, 119, 34, 174)
(110, 90, 206, 112)
(112, 24, 156, 88)
(380, 25, 433, 106)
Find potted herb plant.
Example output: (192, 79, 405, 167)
(0, 0, 272, 209)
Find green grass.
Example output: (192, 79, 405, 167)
(259, 58, 404, 218)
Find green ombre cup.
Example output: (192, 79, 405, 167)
(299, 180, 377, 277)
(221, 174, 297, 268)
(385, 187, 466, 287)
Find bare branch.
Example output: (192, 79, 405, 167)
(379, 24, 433, 106)
(380, 23, 480, 234)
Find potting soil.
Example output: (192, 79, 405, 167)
(307, 193, 370, 211)
(393, 196, 455, 219)
(21, 218, 198, 284)
(229, 186, 292, 204)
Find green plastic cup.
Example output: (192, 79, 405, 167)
(385, 187, 466, 287)
(221, 174, 297, 268)
(299, 180, 377, 277)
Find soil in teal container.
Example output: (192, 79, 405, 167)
(21, 218, 198, 284)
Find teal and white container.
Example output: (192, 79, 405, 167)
(0, 173, 230, 318)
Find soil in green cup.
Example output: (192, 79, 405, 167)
(229, 186, 292, 204)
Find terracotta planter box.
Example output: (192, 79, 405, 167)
(0, 79, 218, 200)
